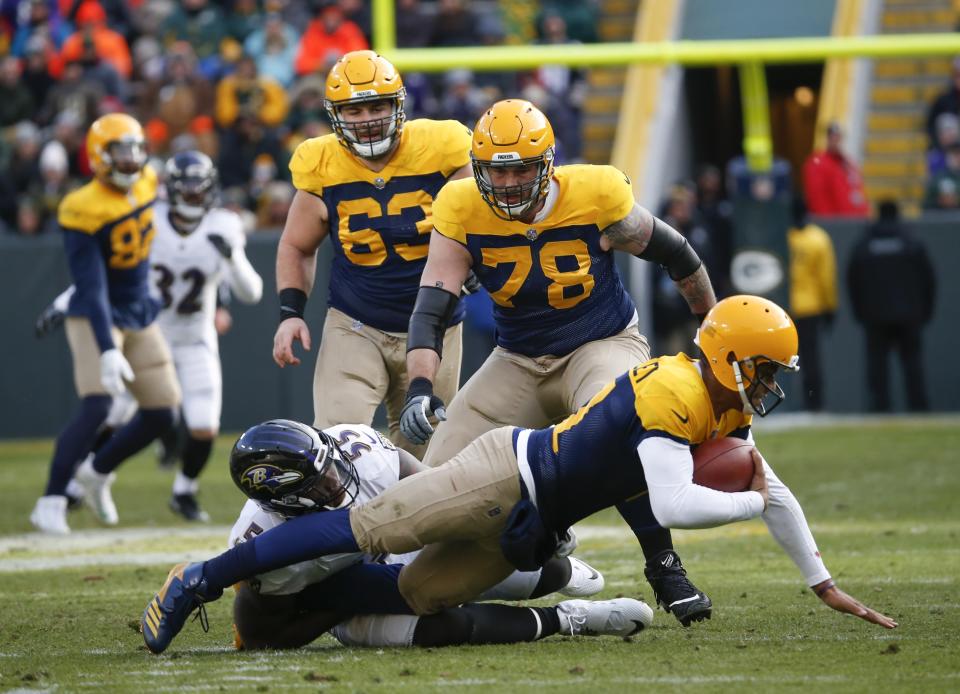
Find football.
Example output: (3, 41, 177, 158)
(692, 437, 756, 492)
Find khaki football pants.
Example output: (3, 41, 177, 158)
(66, 317, 180, 408)
(312, 307, 463, 459)
(422, 323, 650, 467)
(349, 427, 520, 615)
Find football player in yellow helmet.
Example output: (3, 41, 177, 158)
(324, 49, 407, 159)
(272, 50, 474, 459)
(400, 98, 719, 626)
(697, 295, 800, 417)
(30, 113, 180, 535)
(87, 112, 148, 191)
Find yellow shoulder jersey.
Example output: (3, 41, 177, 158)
(287, 119, 472, 332)
(522, 354, 751, 530)
(432, 164, 638, 357)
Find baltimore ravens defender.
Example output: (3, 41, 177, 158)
(30, 114, 180, 535)
(214, 420, 644, 651)
(400, 99, 716, 625)
(141, 296, 896, 654)
(272, 50, 474, 458)
(35, 152, 263, 523)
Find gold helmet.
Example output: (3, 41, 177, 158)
(471, 99, 555, 221)
(86, 113, 147, 191)
(324, 50, 406, 159)
(697, 295, 799, 416)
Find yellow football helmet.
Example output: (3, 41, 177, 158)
(87, 113, 147, 191)
(324, 50, 406, 159)
(697, 295, 799, 416)
(471, 99, 555, 221)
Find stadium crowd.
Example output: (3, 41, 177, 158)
(0, 0, 595, 236)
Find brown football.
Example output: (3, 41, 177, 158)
(692, 437, 755, 492)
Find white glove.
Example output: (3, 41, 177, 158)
(100, 348, 134, 396)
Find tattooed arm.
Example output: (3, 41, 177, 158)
(600, 202, 717, 318)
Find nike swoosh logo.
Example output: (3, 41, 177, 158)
(671, 409, 689, 424)
(629, 619, 647, 635)
(588, 569, 599, 580)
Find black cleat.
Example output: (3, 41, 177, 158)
(169, 493, 210, 523)
(644, 550, 713, 626)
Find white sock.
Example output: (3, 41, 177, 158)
(172, 472, 198, 496)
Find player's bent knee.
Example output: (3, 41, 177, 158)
(398, 569, 465, 616)
(189, 429, 217, 440)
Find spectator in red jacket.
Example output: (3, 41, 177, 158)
(294, 2, 367, 77)
(802, 122, 869, 217)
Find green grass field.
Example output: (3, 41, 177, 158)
(1, 419, 959, 692)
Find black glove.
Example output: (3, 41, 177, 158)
(207, 233, 233, 260)
(399, 377, 447, 445)
(462, 270, 483, 295)
(35, 303, 66, 339)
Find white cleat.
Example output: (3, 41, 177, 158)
(75, 456, 119, 526)
(30, 495, 71, 535)
(559, 557, 605, 597)
(556, 598, 654, 637)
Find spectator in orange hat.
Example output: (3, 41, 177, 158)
(60, 0, 132, 79)
(294, 2, 367, 77)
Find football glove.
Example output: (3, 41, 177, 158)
(100, 348, 134, 396)
(35, 304, 66, 338)
(400, 378, 446, 445)
(207, 233, 233, 260)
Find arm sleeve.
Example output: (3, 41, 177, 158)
(638, 435, 765, 529)
(743, 432, 831, 586)
(224, 243, 263, 304)
(62, 229, 114, 352)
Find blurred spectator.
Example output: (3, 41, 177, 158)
(138, 42, 215, 142)
(339, 0, 371, 40)
(29, 139, 73, 231)
(161, 0, 226, 78)
(244, 11, 298, 87)
(294, 2, 367, 77)
(221, 185, 258, 233)
(285, 73, 331, 145)
(726, 155, 792, 201)
(216, 54, 288, 129)
(0, 121, 42, 226)
(472, 11, 518, 100)
(695, 164, 734, 296)
(218, 113, 288, 194)
(65, 0, 134, 41)
(533, 13, 586, 161)
(787, 196, 837, 412)
(49, 109, 87, 179)
(37, 59, 105, 134)
(537, 0, 598, 44)
(429, 0, 479, 47)
(21, 34, 58, 115)
(847, 199, 935, 412)
(651, 184, 713, 355)
(256, 179, 294, 228)
(0, 55, 33, 126)
(71, 31, 128, 102)
(927, 112, 959, 177)
(925, 56, 960, 147)
(437, 68, 488, 127)
(10, 0, 72, 58)
(923, 142, 960, 210)
(16, 197, 44, 235)
(395, 0, 433, 48)
(802, 122, 869, 216)
(60, 0, 132, 79)
(226, 0, 262, 43)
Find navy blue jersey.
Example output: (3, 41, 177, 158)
(58, 167, 160, 351)
(290, 120, 471, 332)
(432, 165, 637, 357)
(518, 355, 754, 531)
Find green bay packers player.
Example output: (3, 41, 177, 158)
(400, 99, 716, 625)
(140, 296, 896, 655)
(29, 113, 180, 535)
(271, 50, 473, 458)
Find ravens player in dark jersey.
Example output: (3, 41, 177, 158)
(141, 295, 896, 654)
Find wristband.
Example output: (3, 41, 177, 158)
(279, 288, 307, 323)
(813, 579, 836, 597)
(406, 377, 434, 400)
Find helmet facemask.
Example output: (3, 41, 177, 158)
(326, 92, 406, 159)
(165, 158, 218, 234)
(731, 354, 800, 417)
(472, 148, 554, 221)
(102, 138, 147, 190)
(269, 434, 360, 516)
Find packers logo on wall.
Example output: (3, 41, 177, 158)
(241, 465, 304, 492)
(731, 249, 784, 295)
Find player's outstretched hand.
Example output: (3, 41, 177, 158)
(400, 378, 446, 445)
(814, 581, 898, 629)
(207, 233, 233, 260)
(273, 318, 311, 367)
(748, 448, 768, 510)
